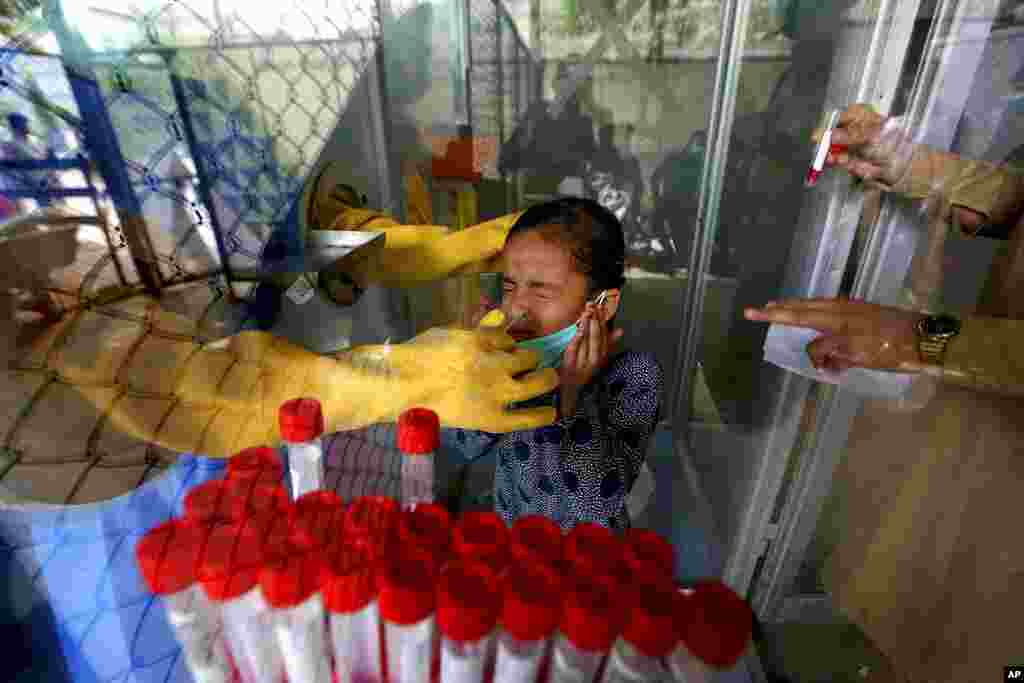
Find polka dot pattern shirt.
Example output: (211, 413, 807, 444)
(492, 350, 664, 532)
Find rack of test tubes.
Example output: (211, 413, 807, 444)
(134, 401, 754, 683)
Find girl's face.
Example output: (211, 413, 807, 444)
(500, 230, 590, 341)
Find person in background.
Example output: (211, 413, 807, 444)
(460, 197, 665, 531)
(745, 103, 1024, 683)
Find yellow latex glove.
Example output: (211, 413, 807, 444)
(11, 303, 557, 459)
(304, 161, 520, 288)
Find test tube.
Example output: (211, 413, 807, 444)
(493, 563, 561, 683)
(378, 548, 438, 683)
(135, 518, 233, 683)
(345, 496, 400, 557)
(197, 520, 285, 683)
(437, 560, 501, 683)
(232, 482, 292, 521)
(226, 446, 285, 489)
(805, 110, 840, 187)
(509, 515, 564, 575)
(322, 543, 384, 683)
(452, 511, 510, 575)
(621, 529, 675, 582)
(279, 397, 326, 499)
(398, 503, 452, 555)
(260, 544, 332, 683)
(292, 489, 346, 550)
(668, 580, 753, 682)
(398, 408, 441, 507)
(183, 479, 242, 525)
(599, 581, 677, 683)
(546, 574, 619, 683)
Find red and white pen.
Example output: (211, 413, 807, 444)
(806, 110, 840, 187)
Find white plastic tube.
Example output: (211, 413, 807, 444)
(285, 438, 324, 499)
(398, 408, 440, 507)
(493, 631, 547, 683)
(401, 452, 434, 506)
(667, 643, 713, 683)
(548, 634, 606, 683)
(271, 592, 331, 683)
(219, 586, 284, 683)
(599, 639, 669, 683)
(330, 600, 383, 683)
(163, 584, 232, 683)
(385, 617, 435, 683)
(441, 632, 495, 683)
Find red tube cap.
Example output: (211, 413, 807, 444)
(501, 563, 560, 643)
(677, 580, 753, 669)
(564, 522, 621, 575)
(260, 547, 326, 609)
(322, 544, 378, 614)
(345, 496, 400, 546)
(234, 483, 291, 520)
(453, 511, 508, 567)
(623, 529, 674, 580)
(378, 548, 436, 625)
(437, 560, 500, 643)
(197, 522, 265, 601)
(399, 503, 452, 553)
(397, 408, 440, 455)
(227, 446, 283, 484)
(560, 574, 620, 653)
(510, 515, 563, 572)
(279, 398, 325, 443)
(247, 511, 301, 562)
(623, 582, 678, 659)
(293, 490, 346, 549)
(136, 518, 209, 595)
(183, 480, 240, 524)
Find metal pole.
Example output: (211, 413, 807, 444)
(495, 0, 506, 212)
(463, 0, 474, 130)
(167, 65, 237, 296)
(670, 0, 753, 427)
(370, 0, 399, 218)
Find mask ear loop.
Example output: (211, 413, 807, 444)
(579, 290, 609, 325)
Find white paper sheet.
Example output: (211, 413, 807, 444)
(763, 324, 914, 399)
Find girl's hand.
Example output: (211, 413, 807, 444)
(560, 303, 626, 392)
(744, 298, 924, 373)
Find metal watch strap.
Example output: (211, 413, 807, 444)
(918, 338, 948, 365)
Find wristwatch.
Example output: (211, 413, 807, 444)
(916, 313, 961, 365)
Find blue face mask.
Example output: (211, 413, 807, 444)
(515, 322, 579, 369)
(513, 291, 608, 370)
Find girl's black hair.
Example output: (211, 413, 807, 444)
(508, 196, 627, 297)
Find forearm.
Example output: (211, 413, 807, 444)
(939, 317, 1024, 396)
(887, 144, 1024, 235)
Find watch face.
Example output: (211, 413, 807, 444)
(923, 314, 960, 336)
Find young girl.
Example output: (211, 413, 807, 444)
(452, 197, 664, 531)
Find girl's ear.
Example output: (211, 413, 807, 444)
(599, 289, 622, 322)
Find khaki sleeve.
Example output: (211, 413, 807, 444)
(889, 146, 1024, 237)
(940, 316, 1024, 396)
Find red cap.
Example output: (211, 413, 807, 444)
(453, 512, 508, 567)
(501, 563, 561, 642)
(197, 522, 265, 601)
(510, 515, 563, 571)
(322, 544, 378, 614)
(279, 398, 325, 443)
(260, 547, 326, 608)
(233, 483, 291, 520)
(227, 447, 283, 482)
(623, 529, 674, 580)
(560, 574, 620, 653)
(293, 490, 345, 549)
(399, 504, 452, 553)
(184, 480, 241, 524)
(136, 518, 209, 595)
(564, 523, 621, 575)
(397, 408, 440, 455)
(677, 580, 753, 669)
(345, 496, 400, 546)
(377, 548, 437, 625)
(246, 511, 301, 562)
(622, 582, 678, 658)
(437, 560, 500, 643)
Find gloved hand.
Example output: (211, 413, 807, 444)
(812, 104, 917, 189)
(26, 301, 558, 459)
(304, 161, 518, 288)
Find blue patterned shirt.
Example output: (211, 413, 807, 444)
(448, 350, 664, 531)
